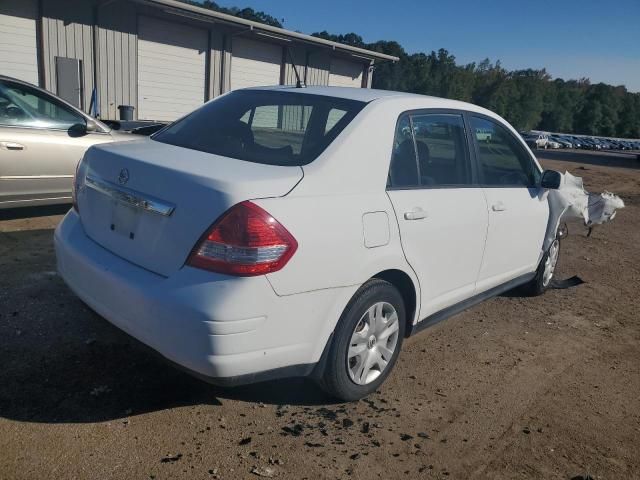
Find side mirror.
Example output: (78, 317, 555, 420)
(540, 169, 562, 189)
(69, 119, 100, 137)
(85, 119, 99, 133)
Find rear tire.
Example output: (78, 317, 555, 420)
(318, 279, 406, 401)
(522, 238, 561, 296)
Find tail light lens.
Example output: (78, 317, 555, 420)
(187, 201, 298, 276)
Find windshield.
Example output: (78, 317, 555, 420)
(153, 90, 366, 166)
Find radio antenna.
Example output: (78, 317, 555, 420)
(286, 47, 305, 88)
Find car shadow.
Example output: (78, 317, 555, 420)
(0, 204, 71, 221)
(0, 228, 335, 425)
(0, 305, 335, 425)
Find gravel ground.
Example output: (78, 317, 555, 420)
(1, 150, 639, 479)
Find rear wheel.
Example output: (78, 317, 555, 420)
(319, 279, 406, 401)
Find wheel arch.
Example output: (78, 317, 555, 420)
(371, 268, 418, 337)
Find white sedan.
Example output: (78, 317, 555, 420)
(55, 86, 563, 401)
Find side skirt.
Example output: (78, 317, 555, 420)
(409, 272, 536, 336)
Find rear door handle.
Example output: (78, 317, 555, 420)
(491, 201, 506, 212)
(404, 208, 427, 220)
(0, 142, 25, 151)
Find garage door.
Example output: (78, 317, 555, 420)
(137, 16, 207, 121)
(329, 58, 364, 88)
(0, 0, 38, 84)
(231, 37, 282, 90)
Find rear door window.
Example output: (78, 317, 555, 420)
(411, 113, 471, 186)
(388, 112, 473, 188)
(388, 116, 420, 188)
(154, 90, 365, 166)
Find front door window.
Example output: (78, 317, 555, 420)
(0, 80, 85, 130)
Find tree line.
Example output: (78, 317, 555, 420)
(313, 32, 640, 138)
(179, 0, 284, 29)
(179, 1, 639, 138)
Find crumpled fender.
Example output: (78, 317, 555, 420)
(543, 171, 625, 251)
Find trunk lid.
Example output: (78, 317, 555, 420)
(77, 138, 303, 277)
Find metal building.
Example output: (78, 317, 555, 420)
(0, 0, 398, 121)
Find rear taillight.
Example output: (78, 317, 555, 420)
(187, 201, 297, 277)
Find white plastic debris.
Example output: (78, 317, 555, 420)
(553, 171, 625, 226)
(586, 191, 625, 226)
(544, 171, 624, 250)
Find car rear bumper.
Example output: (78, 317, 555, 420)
(54, 210, 353, 383)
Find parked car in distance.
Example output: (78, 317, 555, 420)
(523, 133, 549, 149)
(55, 86, 564, 401)
(596, 138, 612, 150)
(566, 136, 583, 149)
(549, 135, 572, 148)
(579, 137, 600, 150)
(0, 75, 133, 209)
(547, 138, 562, 149)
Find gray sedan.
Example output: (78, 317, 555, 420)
(0, 75, 131, 209)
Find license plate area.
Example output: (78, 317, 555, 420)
(110, 200, 141, 239)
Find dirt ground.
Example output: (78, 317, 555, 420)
(1, 150, 639, 480)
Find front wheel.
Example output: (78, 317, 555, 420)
(318, 279, 406, 401)
(522, 238, 561, 296)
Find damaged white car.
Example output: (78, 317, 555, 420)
(54, 87, 623, 401)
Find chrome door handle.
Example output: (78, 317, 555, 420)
(404, 208, 427, 220)
(0, 142, 25, 151)
(491, 202, 506, 212)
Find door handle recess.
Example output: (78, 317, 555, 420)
(491, 202, 506, 212)
(0, 142, 25, 151)
(404, 208, 427, 220)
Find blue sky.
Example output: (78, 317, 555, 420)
(213, 0, 640, 92)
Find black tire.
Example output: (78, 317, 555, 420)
(521, 238, 561, 296)
(318, 279, 406, 401)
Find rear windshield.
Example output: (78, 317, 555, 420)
(153, 90, 366, 166)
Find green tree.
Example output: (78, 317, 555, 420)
(617, 93, 640, 138)
(576, 84, 620, 135)
(178, 0, 284, 27)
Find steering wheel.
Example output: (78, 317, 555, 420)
(214, 121, 255, 155)
(5, 105, 24, 120)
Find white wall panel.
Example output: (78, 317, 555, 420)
(0, 0, 38, 84)
(138, 16, 207, 121)
(329, 58, 364, 88)
(231, 37, 281, 90)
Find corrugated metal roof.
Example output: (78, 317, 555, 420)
(136, 0, 399, 62)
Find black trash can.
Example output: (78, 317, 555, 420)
(117, 105, 135, 121)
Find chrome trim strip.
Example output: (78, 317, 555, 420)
(0, 124, 111, 134)
(84, 175, 175, 217)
